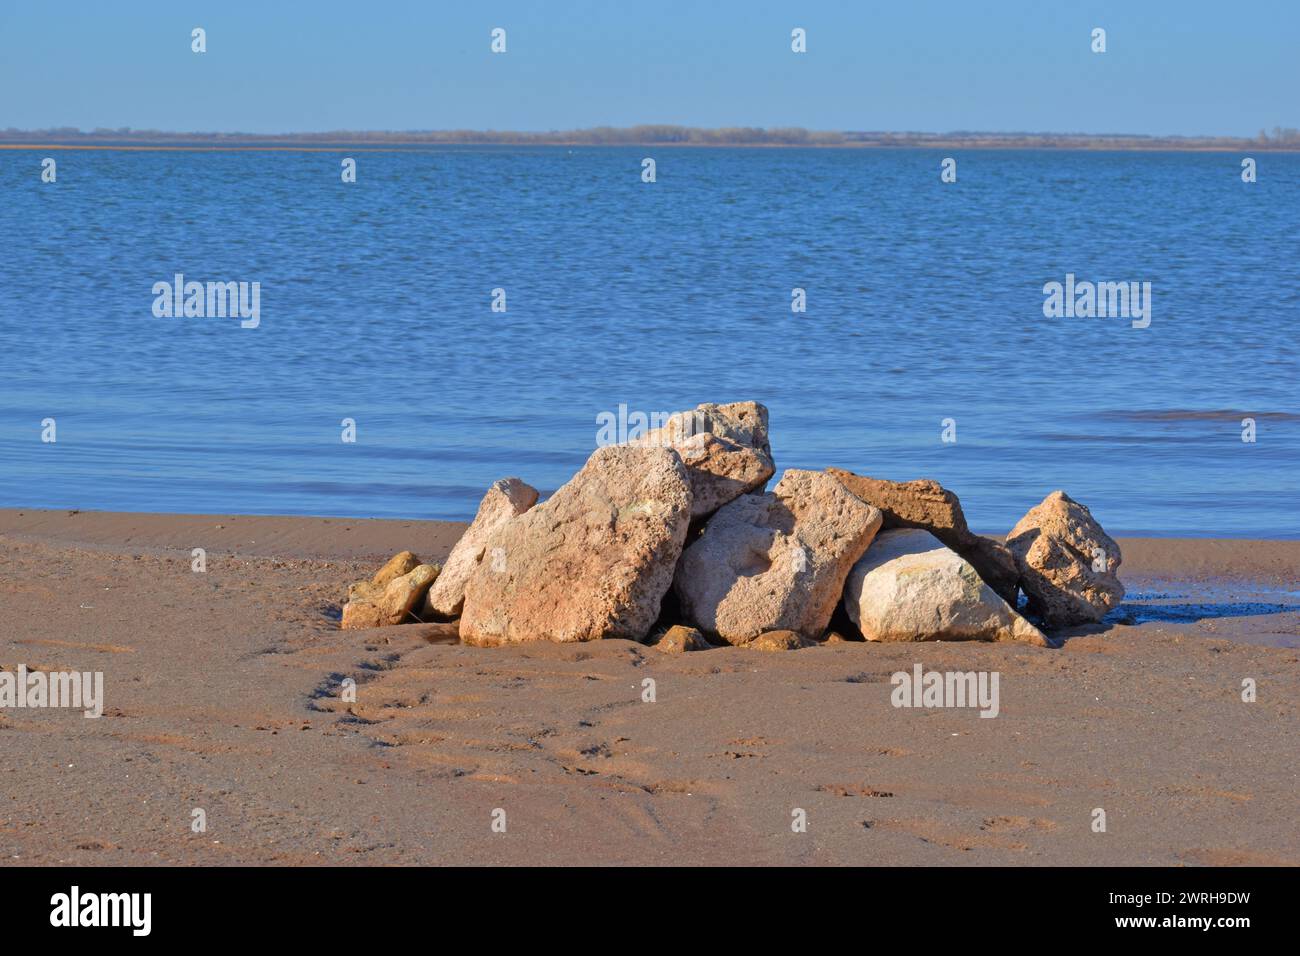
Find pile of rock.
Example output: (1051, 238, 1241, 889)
(340, 551, 441, 629)
(340, 401, 1124, 649)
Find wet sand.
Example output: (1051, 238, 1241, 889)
(1, 508, 1296, 866)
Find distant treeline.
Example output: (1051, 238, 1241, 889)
(4, 125, 1299, 149)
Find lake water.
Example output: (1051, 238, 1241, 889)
(1, 146, 1296, 536)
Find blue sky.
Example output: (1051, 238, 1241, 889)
(1, 0, 1294, 136)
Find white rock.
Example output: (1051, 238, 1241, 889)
(843, 530, 1048, 645)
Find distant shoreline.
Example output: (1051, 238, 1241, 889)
(3, 126, 1298, 152)
(6, 143, 1298, 153)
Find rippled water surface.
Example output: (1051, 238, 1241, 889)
(1, 147, 1296, 534)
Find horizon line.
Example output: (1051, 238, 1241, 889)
(3, 124, 1299, 152)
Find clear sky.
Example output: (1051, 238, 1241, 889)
(1, 0, 1295, 136)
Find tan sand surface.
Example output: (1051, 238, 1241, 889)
(0, 509, 1295, 865)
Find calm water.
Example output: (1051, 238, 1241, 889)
(1, 147, 1297, 536)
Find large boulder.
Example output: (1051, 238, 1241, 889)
(843, 530, 1047, 646)
(826, 468, 1020, 604)
(424, 477, 538, 618)
(1005, 491, 1124, 628)
(674, 469, 882, 644)
(632, 401, 774, 517)
(458, 445, 692, 645)
(342, 562, 440, 630)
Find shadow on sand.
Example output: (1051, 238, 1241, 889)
(1104, 601, 1295, 626)
(1050, 598, 1297, 645)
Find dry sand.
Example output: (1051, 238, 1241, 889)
(1, 508, 1296, 866)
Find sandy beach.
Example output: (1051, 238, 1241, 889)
(0, 507, 1295, 866)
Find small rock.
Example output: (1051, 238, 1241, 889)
(342, 563, 440, 629)
(843, 530, 1047, 645)
(748, 630, 815, 651)
(651, 625, 712, 653)
(372, 550, 422, 588)
(347, 549, 423, 602)
(1005, 491, 1124, 628)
